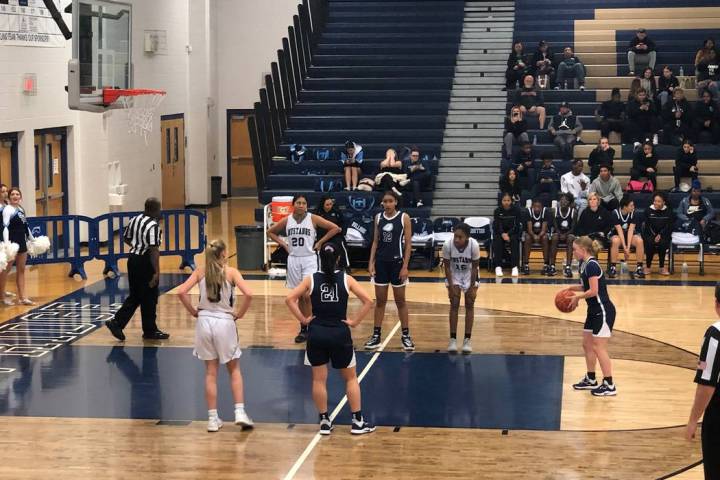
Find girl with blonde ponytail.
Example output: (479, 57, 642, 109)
(177, 239, 255, 432)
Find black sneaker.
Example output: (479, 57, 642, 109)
(608, 265, 617, 278)
(522, 264, 530, 275)
(142, 330, 170, 340)
(105, 320, 125, 341)
(294, 328, 308, 343)
(591, 380, 617, 396)
(350, 419, 377, 435)
(401, 334, 415, 351)
(572, 375, 598, 390)
(635, 265, 645, 278)
(319, 417, 334, 436)
(364, 334, 381, 350)
(563, 264, 573, 278)
(547, 265, 557, 276)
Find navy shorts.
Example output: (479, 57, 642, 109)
(304, 323, 356, 369)
(583, 302, 616, 338)
(373, 259, 407, 288)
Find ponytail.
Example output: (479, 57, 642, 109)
(204, 239, 227, 303)
(574, 235, 602, 258)
(319, 243, 339, 280)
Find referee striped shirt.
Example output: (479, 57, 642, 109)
(695, 321, 720, 407)
(124, 214, 162, 255)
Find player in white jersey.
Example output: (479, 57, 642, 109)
(442, 223, 480, 354)
(267, 195, 341, 343)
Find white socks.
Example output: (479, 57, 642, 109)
(208, 409, 218, 419)
(235, 403, 245, 411)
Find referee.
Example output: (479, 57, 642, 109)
(686, 282, 720, 479)
(105, 197, 169, 341)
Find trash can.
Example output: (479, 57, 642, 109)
(235, 225, 264, 270)
(210, 176, 222, 208)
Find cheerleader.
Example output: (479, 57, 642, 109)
(442, 223, 480, 353)
(0, 188, 32, 305)
(177, 239, 254, 432)
(364, 190, 414, 351)
(565, 236, 617, 396)
(286, 243, 375, 435)
(549, 192, 577, 278)
(267, 195, 341, 343)
(609, 197, 645, 278)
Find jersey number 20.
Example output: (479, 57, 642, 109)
(291, 237, 305, 247)
(320, 283, 339, 303)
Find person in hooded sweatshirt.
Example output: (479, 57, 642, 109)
(588, 137, 615, 181)
(630, 142, 659, 191)
(642, 192, 674, 275)
(694, 88, 720, 144)
(548, 101, 583, 161)
(674, 140, 699, 191)
(626, 87, 660, 147)
(661, 88, 694, 146)
(589, 165, 623, 212)
(677, 181, 716, 234)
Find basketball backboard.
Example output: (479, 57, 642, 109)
(67, 0, 132, 112)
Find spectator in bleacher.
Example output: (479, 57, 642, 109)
(340, 140, 364, 191)
(642, 191, 674, 275)
(522, 198, 552, 275)
(608, 197, 645, 279)
(512, 141, 536, 191)
(626, 87, 660, 147)
(575, 191, 612, 246)
(588, 137, 615, 181)
(549, 192, 577, 278)
(548, 101, 582, 161)
(531, 40, 555, 89)
(505, 41, 530, 90)
(631, 142, 659, 191)
(695, 89, 720, 144)
(589, 165, 623, 211)
(499, 168, 522, 204)
(555, 47, 586, 90)
(534, 152, 559, 201)
(561, 159, 590, 212)
(657, 66, 680, 108)
(405, 147, 431, 208)
(695, 39, 720, 100)
(640, 67, 658, 99)
(661, 87, 693, 146)
(674, 139, 699, 192)
(514, 74, 547, 128)
(627, 28, 656, 76)
(504, 105, 529, 160)
(677, 180, 715, 233)
(493, 192, 522, 277)
(596, 87, 625, 140)
(375, 148, 406, 197)
(628, 78, 642, 102)
(314, 195, 350, 272)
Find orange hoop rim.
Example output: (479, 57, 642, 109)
(102, 88, 166, 106)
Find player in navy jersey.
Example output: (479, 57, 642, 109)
(548, 192, 577, 278)
(608, 197, 645, 279)
(522, 198, 551, 275)
(365, 191, 415, 351)
(565, 236, 617, 396)
(286, 244, 375, 435)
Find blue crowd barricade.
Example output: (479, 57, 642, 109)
(94, 209, 206, 277)
(26, 215, 97, 280)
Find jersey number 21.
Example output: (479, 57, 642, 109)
(320, 283, 339, 303)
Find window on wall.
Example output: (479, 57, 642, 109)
(173, 127, 179, 163)
(165, 129, 171, 164)
(47, 144, 53, 188)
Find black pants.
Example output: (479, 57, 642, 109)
(378, 174, 397, 192)
(600, 198, 619, 212)
(674, 164, 699, 188)
(643, 235, 669, 268)
(113, 253, 159, 334)
(409, 171, 431, 201)
(702, 405, 720, 480)
(626, 116, 659, 143)
(630, 167, 657, 191)
(600, 118, 623, 138)
(493, 235, 520, 268)
(663, 122, 692, 146)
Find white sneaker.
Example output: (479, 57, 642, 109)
(391, 186, 403, 197)
(495, 266, 503, 277)
(511, 267, 519, 277)
(2, 299, 14, 306)
(235, 408, 254, 428)
(462, 338, 472, 354)
(5, 291, 15, 297)
(652, 134, 659, 145)
(633, 141, 641, 151)
(18, 298, 34, 306)
(416, 200, 423, 207)
(207, 416, 223, 432)
(448, 338, 458, 353)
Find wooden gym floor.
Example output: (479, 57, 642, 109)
(0, 198, 714, 479)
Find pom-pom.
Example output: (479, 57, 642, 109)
(0, 250, 8, 271)
(0, 241, 19, 263)
(27, 235, 51, 258)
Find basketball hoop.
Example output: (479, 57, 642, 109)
(103, 88, 166, 143)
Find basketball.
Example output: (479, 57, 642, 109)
(555, 289, 577, 313)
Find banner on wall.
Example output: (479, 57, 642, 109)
(0, 0, 65, 48)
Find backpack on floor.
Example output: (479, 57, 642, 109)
(288, 144, 307, 165)
(313, 148, 334, 162)
(626, 179, 653, 193)
(316, 178, 342, 193)
(705, 221, 720, 245)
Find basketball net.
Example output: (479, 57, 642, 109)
(103, 89, 166, 144)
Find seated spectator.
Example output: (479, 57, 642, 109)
(575, 191, 612, 246)
(596, 87, 625, 140)
(657, 65, 680, 108)
(661, 88, 693, 146)
(531, 40, 555, 89)
(505, 41, 530, 90)
(631, 142, 659, 191)
(674, 139, 699, 191)
(608, 197, 645, 279)
(493, 192, 522, 277)
(405, 147, 431, 207)
(549, 192, 577, 278)
(499, 168, 522, 204)
(560, 159, 590, 212)
(314, 195, 350, 272)
(695, 39, 720, 100)
(627, 28, 656, 76)
(375, 148, 405, 196)
(639, 67, 657, 98)
(588, 137, 615, 181)
(534, 152, 559, 200)
(642, 192, 674, 275)
(512, 141, 537, 190)
(522, 198, 552, 275)
(694, 89, 720, 144)
(504, 105, 529, 160)
(677, 180, 715, 233)
(589, 165, 623, 211)
(548, 101, 582, 160)
(514, 74, 547, 128)
(554, 47, 586, 90)
(340, 140, 364, 190)
(628, 78, 642, 102)
(626, 87, 660, 146)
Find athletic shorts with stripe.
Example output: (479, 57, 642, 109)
(583, 302, 616, 338)
(286, 255, 318, 289)
(373, 259, 407, 288)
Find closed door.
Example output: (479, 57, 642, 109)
(34, 132, 65, 218)
(0, 139, 13, 188)
(160, 117, 186, 209)
(230, 115, 257, 195)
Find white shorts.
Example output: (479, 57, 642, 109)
(445, 277, 478, 293)
(194, 311, 242, 364)
(286, 255, 318, 289)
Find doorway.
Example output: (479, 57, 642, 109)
(34, 128, 68, 217)
(227, 111, 257, 196)
(160, 114, 186, 209)
(0, 133, 19, 190)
